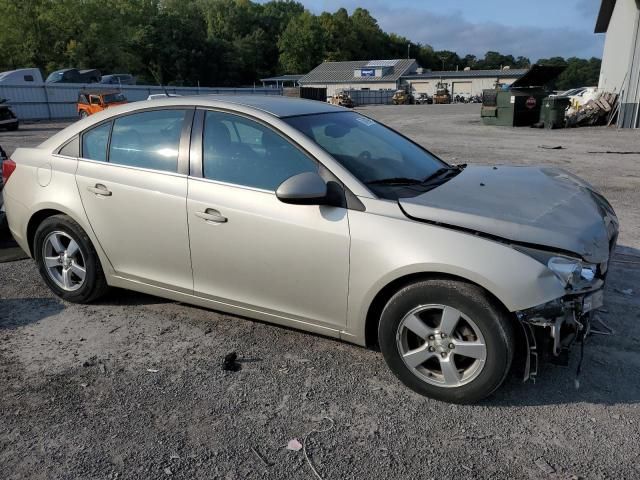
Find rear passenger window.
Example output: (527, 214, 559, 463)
(82, 122, 111, 162)
(58, 136, 79, 157)
(109, 110, 186, 172)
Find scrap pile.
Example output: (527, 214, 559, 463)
(566, 91, 619, 127)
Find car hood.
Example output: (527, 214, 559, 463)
(398, 165, 618, 263)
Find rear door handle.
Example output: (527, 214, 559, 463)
(87, 184, 112, 196)
(195, 208, 227, 224)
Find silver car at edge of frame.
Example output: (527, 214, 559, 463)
(2, 96, 618, 403)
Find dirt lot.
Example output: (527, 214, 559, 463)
(1, 105, 639, 479)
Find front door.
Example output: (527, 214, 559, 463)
(75, 108, 193, 291)
(187, 110, 350, 330)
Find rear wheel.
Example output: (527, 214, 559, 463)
(378, 279, 515, 404)
(34, 214, 108, 303)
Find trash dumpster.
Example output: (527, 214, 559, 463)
(539, 96, 570, 129)
(481, 64, 566, 127)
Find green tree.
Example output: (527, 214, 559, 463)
(277, 11, 325, 74)
(0, 0, 602, 88)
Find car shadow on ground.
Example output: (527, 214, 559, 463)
(91, 287, 173, 307)
(0, 297, 65, 329)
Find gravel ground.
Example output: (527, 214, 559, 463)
(1, 106, 640, 479)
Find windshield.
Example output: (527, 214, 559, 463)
(46, 72, 63, 82)
(284, 111, 449, 198)
(103, 93, 126, 104)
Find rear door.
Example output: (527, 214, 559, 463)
(75, 108, 194, 291)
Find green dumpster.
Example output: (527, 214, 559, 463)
(539, 96, 570, 129)
(481, 64, 567, 127)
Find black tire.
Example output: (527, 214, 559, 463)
(79, 110, 88, 119)
(378, 279, 515, 404)
(33, 214, 108, 303)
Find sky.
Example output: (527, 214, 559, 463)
(296, 0, 605, 61)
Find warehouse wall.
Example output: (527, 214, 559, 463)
(301, 82, 397, 99)
(404, 76, 520, 96)
(598, 0, 640, 93)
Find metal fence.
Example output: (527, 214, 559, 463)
(344, 89, 395, 106)
(0, 84, 283, 120)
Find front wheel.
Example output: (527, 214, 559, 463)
(378, 279, 514, 404)
(79, 110, 89, 119)
(34, 214, 108, 303)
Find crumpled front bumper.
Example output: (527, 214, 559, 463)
(515, 282, 606, 381)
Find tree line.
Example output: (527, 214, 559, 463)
(0, 0, 600, 90)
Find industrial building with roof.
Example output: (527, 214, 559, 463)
(595, 0, 640, 128)
(402, 68, 527, 97)
(297, 59, 527, 98)
(298, 59, 418, 97)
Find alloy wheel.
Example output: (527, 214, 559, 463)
(396, 304, 487, 388)
(41, 231, 87, 292)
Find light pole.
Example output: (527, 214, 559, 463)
(439, 55, 447, 71)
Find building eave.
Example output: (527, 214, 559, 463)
(595, 0, 616, 33)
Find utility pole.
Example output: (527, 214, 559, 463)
(407, 43, 410, 59)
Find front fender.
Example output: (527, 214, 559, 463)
(344, 209, 566, 345)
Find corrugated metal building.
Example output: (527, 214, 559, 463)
(595, 0, 640, 127)
(298, 59, 418, 98)
(298, 58, 526, 99)
(402, 68, 527, 97)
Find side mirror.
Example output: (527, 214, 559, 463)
(276, 171, 328, 205)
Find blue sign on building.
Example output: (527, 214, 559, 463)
(360, 69, 376, 77)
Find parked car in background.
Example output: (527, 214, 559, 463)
(2, 96, 618, 403)
(46, 68, 101, 84)
(414, 93, 433, 105)
(100, 74, 136, 86)
(77, 90, 127, 118)
(0, 99, 19, 130)
(0, 68, 44, 85)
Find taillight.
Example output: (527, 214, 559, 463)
(2, 159, 16, 185)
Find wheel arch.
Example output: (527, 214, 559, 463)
(364, 271, 515, 349)
(26, 209, 68, 256)
(26, 207, 97, 260)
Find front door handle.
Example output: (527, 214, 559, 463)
(87, 184, 112, 196)
(195, 208, 227, 224)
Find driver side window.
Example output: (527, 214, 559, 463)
(202, 111, 317, 191)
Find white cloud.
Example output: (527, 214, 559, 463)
(298, 0, 604, 60)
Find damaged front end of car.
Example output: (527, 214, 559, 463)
(513, 243, 615, 382)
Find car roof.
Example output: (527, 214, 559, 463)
(39, 95, 348, 151)
(146, 94, 345, 118)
